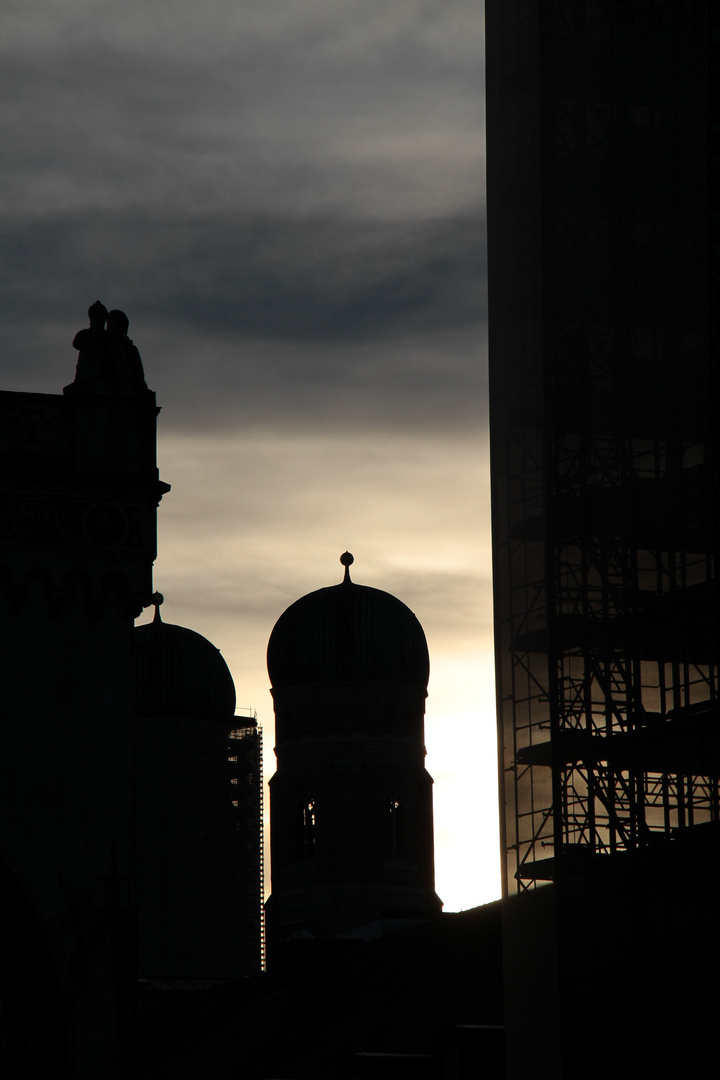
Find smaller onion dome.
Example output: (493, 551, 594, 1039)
(267, 554, 429, 690)
(134, 594, 236, 719)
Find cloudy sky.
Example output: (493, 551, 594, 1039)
(1, 0, 497, 910)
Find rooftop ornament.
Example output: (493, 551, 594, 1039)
(340, 551, 354, 583)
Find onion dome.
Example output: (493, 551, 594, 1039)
(134, 594, 236, 718)
(267, 553, 429, 690)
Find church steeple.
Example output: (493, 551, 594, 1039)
(265, 555, 442, 963)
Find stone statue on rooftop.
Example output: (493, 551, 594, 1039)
(106, 309, 147, 391)
(70, 300, 109, 387)
(67, 302, 147, 395)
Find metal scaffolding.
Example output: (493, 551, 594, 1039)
(488, 0, 720, 895)
(229, 717, 265, 968)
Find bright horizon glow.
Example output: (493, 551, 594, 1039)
(136, 424, 501, 913)
(427, 649, 501, 909)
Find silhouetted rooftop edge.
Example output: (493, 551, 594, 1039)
(134, 594, 236, 718)
(267, 554, 429, 689)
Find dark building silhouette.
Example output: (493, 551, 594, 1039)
(138, 901, 504, 1080)
(1, 305, 500, 1080)
(139, 553, 503, 1079)
(265, 552, 442, 961)
(486, 3, 720, 1076)
(0, 307, 262, 1077)
(134, 597, 263, 987)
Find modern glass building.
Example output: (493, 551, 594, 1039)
(486, 4, 720, 1074)
(487, 0, 719, 896)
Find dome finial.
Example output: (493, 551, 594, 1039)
(340, 551, 354, 583)
(151, 591, 164, 623)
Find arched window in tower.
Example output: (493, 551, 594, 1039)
(385, 794, 406, 856)
(295, 797, 317, 859)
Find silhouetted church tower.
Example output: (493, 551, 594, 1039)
(265, 553, 442, 959)
(0, 305, 166, 1076)
(0, 305, 262, 1078)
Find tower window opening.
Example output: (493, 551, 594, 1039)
(385, 795, 406, 855)
(296, 798, 317, 859)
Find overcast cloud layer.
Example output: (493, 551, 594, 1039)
(2, 0, 481, 215)
(1, 0, 485, 426)
(1, 0, 497, 907)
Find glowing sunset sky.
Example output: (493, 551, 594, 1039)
(0, 0, 498, 910)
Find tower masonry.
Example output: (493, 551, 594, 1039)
(265, 553, 442, 958)
(0, 304, 169, 1077)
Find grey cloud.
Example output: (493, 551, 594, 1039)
(1, 0, 486, 435)
(1, 0, 482, 219)
(0, 209, 486, 433)
(151, 325, 486, 436)
(2, 0, 481, 78)
(1, 210, 485, 337)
